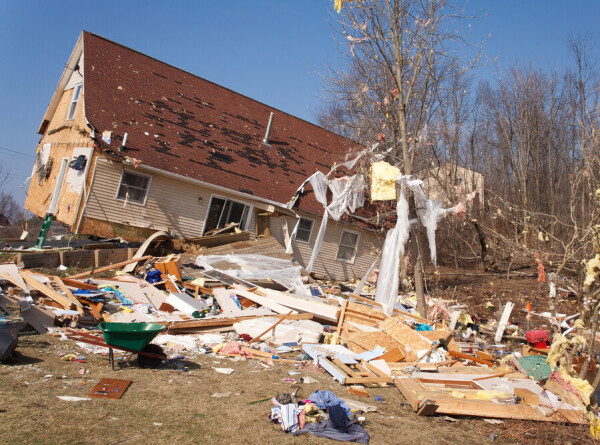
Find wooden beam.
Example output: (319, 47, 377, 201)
(58, 278, 99, 290)
(250, 310, 294, 343)
(67, 255, 152, 279)
(20, 271, 74, 310)
(447, 351, 496, 367)
(0, 272, 26, 290)
(53, 276, 85, 315)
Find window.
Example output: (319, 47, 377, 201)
(294, 217, 314, 243)
(67, 83, 82, 120)
(203, 196, 251, 234)
(116, 170, 151, 205)
(336, 230, 360, 263)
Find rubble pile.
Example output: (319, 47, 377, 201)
(1, 231, 598, 443)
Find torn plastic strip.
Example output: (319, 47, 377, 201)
(375, 181, 410, 315)
(408, 182, 457, 268)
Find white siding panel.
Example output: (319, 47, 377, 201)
(85, 158, 259, 238)
(65, 54, 83, 90)
(272, 213, 383, 281)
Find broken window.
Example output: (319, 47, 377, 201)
(116, 170, 151, 205)
(203, 196, 251, 234)
(294, 217, 314, 243)
(67, 83, 82, 121)
(336, 230, 359, 263)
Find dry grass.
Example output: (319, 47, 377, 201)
(0, 334, 593, 445)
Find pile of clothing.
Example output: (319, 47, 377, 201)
(270, 390, 369, 444)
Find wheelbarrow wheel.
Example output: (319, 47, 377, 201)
(138, 344, 165, 369)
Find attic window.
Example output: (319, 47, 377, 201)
(66, 83, 82, 121)
(294, 217, 314, 243)
(116, 170, 151, 205)
(336, 230, 360, 264)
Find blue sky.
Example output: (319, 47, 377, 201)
(0, 1, 599, 204)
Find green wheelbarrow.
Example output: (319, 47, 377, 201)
(67, 322, 167, 370)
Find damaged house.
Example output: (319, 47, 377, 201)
(24, 31, 383, 281)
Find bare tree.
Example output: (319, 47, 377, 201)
(321, 0, 481, 315)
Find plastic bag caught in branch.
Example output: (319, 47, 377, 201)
(375, 181, 410, 315)
(409, 182, 456, 268)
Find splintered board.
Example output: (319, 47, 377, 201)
(395, 377, 586, 424)
(88, 378, 131, 400)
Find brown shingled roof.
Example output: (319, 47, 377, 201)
(82, 31, 362, 213)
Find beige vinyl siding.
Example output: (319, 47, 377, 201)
(85, 157, 257, 238)
(272, 213, 383, 281)
(64, 54, 83, 90)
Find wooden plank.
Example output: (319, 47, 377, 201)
(495, 302, 514, 343)
(213, 287, 244, 315)
(448, 351, 496, 367)
(348, 294, 431, 324)
(53, 277, 85, 315)
(332, 358, 361, 377)
(121, 230, 168, 273)
(67, 256, 153, 279)
(345, 376, 391, 384)
(230, 288, 297, 315)
(361, 360, 391, 381)
(0, 272, 27, 290)
(431, 397, 585, 423)
(163, 312, 312, 329)
(336, 299, 349, 342)
(381, 347, 406, 363)
(395, 378, 425, 411)
(348, 386, 369, 398)
(20, 271, 74, 309)
(260, 288, 339, 322)
(417, 400, 439, 416)
(61, 278, 99, 290)
(250, 311, 294, 343)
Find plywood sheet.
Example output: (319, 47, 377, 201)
(347, 331, 402, 353)
(379, 317, 432, 351)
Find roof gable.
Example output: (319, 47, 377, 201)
(81, 31, 361, 211)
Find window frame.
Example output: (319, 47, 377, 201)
(66, 83, 82, 121)
(335, 229, 360, 264)
(115, 169, 152, 206)
(294, 216, 314, 244)
(202, 194, 253, 235)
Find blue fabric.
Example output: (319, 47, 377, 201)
(100, 286, 132, 305)
(415, 323, 433, 331)
(293, 420, 370, 444)
(146, 269, 163, 284)
(307, 390, 351, 416)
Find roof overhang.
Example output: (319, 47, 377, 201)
(132, 161, 291, 214)
(38, 32, 84, 134)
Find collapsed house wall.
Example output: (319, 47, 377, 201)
(81, 157, 265, 240)
(271, 213, 383, 281)
(24, 80, 95, 228)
